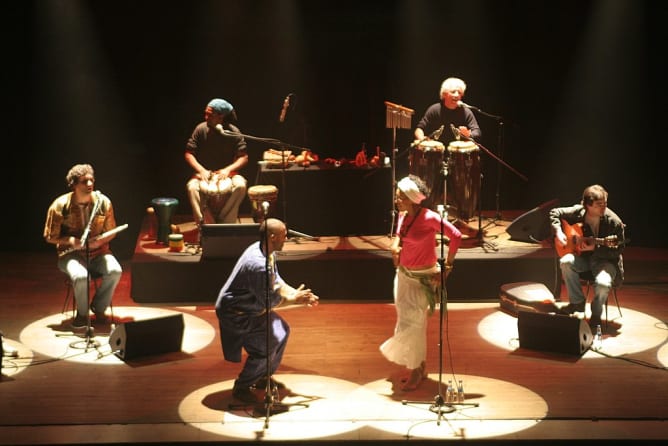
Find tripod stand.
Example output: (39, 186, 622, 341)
(402, 207, 479, 424)
(384, 101, 415, 237)
(69, 193, 102, 353)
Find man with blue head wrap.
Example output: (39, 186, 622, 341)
(185, 98, 248, 225)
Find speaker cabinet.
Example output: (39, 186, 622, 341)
(517, 311, 592, 356)
(109, 314, 184, 360)
(506, 198, 559, 243)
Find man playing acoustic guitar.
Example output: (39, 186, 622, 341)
(549, 184, 626, 329)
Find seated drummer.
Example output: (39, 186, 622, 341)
(185, 98, 249, 225)
(414, 77, 481, 144)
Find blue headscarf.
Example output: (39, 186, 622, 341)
(207, 98, 234, 116)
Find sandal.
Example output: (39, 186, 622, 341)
(401, 368, 424, 391)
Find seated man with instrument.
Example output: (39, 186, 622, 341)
(44, 164, 123, 329)
(185, 98, 248, 225)
(549, 184, 625, 328)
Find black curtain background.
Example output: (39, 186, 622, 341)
(4, 0, 665, 260)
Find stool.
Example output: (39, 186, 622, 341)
(62, 272, 114, 322)
(248, 184, 278, 223)
(151, 197, 179, 244)
(579, 271, 622, 329)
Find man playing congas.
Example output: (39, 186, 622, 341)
(413, 77, 482, 233)
(185, 98, 248, 225)
(414, 77, 481, 144)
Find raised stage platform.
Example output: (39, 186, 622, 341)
(131, 211, 562, 304)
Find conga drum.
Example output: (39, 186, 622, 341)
(446, 140, 480, 221)
(247, 185, 278, 223)
(409, 140, 445, 207)
(150, 197, 179, 245)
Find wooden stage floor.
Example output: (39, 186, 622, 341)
(1, 243, 667, 445)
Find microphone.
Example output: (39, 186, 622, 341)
(215, 123, 226, 135)
(430, 125, 445, 140)
(457, 100, 480, 111)
(261, 201, 270, 216)
(279, 94, 291, 123)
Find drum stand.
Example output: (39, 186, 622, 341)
(384, 101, 415, 237)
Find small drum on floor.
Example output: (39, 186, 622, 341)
(150, 197, 179, 245)
(248, 184, 278, 223)
(409, 140, 445, 208)
(446, 140, 480, 221)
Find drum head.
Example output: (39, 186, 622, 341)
(417, 140, 445, 152)
(447, 140, 478, 153)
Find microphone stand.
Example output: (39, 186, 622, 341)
(222, 128, 317, 242)
(229, 216, 308, 427)
(464, 106, 527, 225)
(402, 206, 478, 424)
(70, 193, 102, 352)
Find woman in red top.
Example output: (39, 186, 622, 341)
(380, 175, 462, 391)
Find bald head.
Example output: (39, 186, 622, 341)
(260, 218, 288, 253)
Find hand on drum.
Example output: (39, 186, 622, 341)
(458, 126, 472, 139)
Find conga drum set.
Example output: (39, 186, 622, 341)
(408, 139, 481, 221)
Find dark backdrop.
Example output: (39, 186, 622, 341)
(5, 0, 665, 260)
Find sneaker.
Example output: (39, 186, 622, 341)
(71, 313, 87, 329)
(558, 302, 585, 315)
(232, 386, 259, 403)
(255, 377, 286, 390)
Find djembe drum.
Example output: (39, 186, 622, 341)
(247, 184, 278, 223)
(200, 176, 232, 223)
(150, 197, 179, 245)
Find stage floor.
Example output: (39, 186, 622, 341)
(1, 251, 667, 445)
(131, 212, 563, 304)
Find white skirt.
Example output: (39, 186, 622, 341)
(379, 266, 436, 369)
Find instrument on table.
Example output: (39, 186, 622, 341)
(446, 140, 480, 221)
(58, 224, 128, 257)
(555, 220, 619, 257)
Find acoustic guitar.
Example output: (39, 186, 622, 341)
(555, 220, 618, 257)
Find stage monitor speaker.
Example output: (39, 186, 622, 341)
(506, 198, 559, 243)
(109, 314, 184, 360)
(517, 311, 592, 356)
(200, 223, 260, 259)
